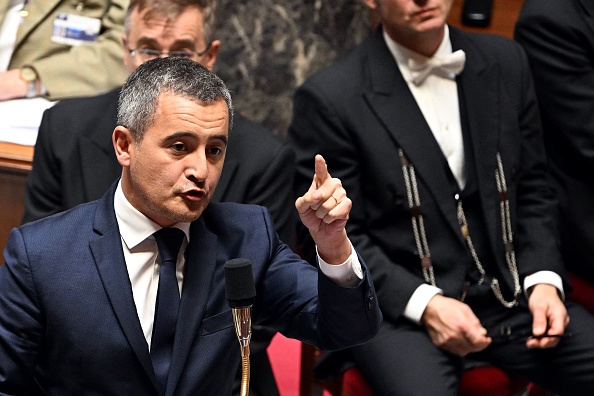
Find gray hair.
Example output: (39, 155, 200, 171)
(125, 0, 216, 44)
(117, 57, 233, 141)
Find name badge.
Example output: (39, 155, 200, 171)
(51, 13, 100, 46)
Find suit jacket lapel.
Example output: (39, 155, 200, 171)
(363, 29, 462, 239)
(451, 27, 501, 254)
(15, 0, 61, 49)
(167, 218, 218, 395)
(89, 184, 159, 390)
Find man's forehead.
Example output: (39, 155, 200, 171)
(156, 91, 226, 108)
(154, 92, 229, 126)
(132, 5, 205, 27)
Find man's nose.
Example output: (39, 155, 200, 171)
(185, 152, 209, 181)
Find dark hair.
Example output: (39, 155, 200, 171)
(117, 57, 233, 141)
(125, 0, 216, 43)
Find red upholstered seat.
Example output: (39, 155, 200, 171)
(567, 272, 594, 314)
(300, 343, 535, 396)
(339, 366, 529, 396)
(341, 367, 372, 396)
(458, 366, 529, 396)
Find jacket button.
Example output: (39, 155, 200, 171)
(367, 295, 374, 309)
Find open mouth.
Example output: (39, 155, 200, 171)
(181, 190, 206, 201)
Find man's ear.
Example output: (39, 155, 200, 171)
(202, 40, 220, 71)
(363, 0, 378, 10)
(113, 126, 134, 167)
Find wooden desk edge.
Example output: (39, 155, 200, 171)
(0, 142, 34, 172)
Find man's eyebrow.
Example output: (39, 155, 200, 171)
(169, 39, 197, 49)
(164, 132, 228, 144)
(135, 37, 158, 47)
(210, 134, 228, 145)
(135, 37, 197, 49)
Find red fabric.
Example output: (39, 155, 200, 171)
(459, 366, 528, 396)
(340, 366, 529, 396)
(459, 366, 510, 396)
(528, 383, 555, 396)
(341, 368, 373, 396)
(269, 333, 301, 396)
(567, 272, 594, 314)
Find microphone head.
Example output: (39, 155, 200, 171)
(224, 258, 256, 308)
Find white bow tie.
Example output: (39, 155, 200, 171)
(408, 49, 466, 85)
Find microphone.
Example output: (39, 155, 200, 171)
(224, 258, 256, 396)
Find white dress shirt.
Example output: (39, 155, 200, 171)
(113, 181, 363, 348)
(384, 26, 466, 190)
(381, 28, 563, 324)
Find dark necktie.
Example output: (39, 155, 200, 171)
(151, 227, 185, 395)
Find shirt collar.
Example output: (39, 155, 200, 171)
(383, 25, 454, 83)
(114, 180, 191, 250)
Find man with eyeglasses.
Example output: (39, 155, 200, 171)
(21, 1, 295, 395)
(127, 43, 212, 61)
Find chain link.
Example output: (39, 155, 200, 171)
(399, 149, 435, 286)
(399, 150, 519, 308)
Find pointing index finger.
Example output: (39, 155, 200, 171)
(314, 154, 330, 188)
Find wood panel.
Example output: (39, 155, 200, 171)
(0, 143, 33, 258)
(448, 0, 524, 38)
(0, 142, 33, 171)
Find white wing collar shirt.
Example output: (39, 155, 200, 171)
(384, 25, 467, 190)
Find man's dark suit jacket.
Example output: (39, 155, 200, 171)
(22, 88, 296, 246)
(515, 0, 594, 284)
(0, 183, 381, 395)
(289, 27, 567, 326)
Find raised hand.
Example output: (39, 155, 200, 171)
(295, 154, 352, 264)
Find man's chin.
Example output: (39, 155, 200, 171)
(175, 208, 206, 223)
(172, 195, 210, 220)
(180, 201, 210, 222)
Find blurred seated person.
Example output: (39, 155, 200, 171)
(0, 0, 129, 101)
(289, 0, 594, 394)
(515, 0, 594, 287)
(21, 0, 295, 394)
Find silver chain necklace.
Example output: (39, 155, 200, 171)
(398, 149, 520, 308)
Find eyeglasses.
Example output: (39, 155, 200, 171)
(127, 43, 212, 62)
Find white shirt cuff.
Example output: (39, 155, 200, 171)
(524, 270, 565, 300)
(403, 284, 443, 324)
(317, 241, 363, 288)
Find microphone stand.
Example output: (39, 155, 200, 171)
(224, 258, 256, 396)
(232, 306, 252, 396)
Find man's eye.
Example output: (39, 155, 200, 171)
(139, 49, 160, 56)
(208, 146, 224, 156)
(172, 143, 186, 152)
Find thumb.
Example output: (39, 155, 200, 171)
(532, 306, 548, 337)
